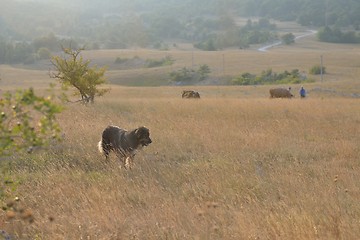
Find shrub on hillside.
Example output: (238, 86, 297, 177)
(281, 33, 295, 45)
(170, 65, 211, 84)
(114, 57, 130, 64)
(232, 69, 314, 85)
(309, 65, 326, 75)
(146, 55, 174, 68)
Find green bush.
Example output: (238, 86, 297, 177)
(281, 33, 295, 45)
(146, 55, 174, 68)
(309, 65, 326, 75)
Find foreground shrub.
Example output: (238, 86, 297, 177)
(0, 88, 63, 156)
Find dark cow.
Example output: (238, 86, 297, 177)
(182, 90, 200, 99)
(269, 88, 294, 98)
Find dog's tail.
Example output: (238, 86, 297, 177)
(98, 140, 104, 154)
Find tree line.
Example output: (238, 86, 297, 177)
(0, 34, 79, 64)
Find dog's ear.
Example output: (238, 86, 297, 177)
(135, 127, 148, 136)
(134, 128, 140, 135)
(134, 127, 143, 136)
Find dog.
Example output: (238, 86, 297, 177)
(98, 125, 152, 169)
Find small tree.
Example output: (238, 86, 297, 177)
(51, 47, 109, 104)
(197, 64, 211, 81)
(281, 33, 295, 45)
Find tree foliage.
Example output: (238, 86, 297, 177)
(51, 47, 110, 104)
(281, 33, 295, 45)
(0, 88, 63, 156)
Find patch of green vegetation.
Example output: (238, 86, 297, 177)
(145, 55, 174, 68)
(309, 64, 326, 75)
(169, 64, 211, 84)
(318, 26, 360, 43)
(114, 57, 130, 64)
(231, 69, 314, 85)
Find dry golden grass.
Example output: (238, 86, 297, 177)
(1, 87, 360, 239)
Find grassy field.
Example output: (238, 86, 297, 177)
(1, 91, 359, 239)
(1, 27, 360, 239)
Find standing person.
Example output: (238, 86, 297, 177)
(300, 86, 306, 98)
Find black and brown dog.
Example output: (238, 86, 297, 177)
(98, 125, 152, 169)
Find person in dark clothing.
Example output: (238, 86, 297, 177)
(299, 86, 306, 98)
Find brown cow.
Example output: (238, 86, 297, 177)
(269, 88, 294, 98)
(182, 90, 200, 99)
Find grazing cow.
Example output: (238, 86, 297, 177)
(269, 88, 294, 98)
(182, 90, 200, 99)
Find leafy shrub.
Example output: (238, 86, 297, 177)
(309, 65, 326, 75)
(0, 88, 63, 156)
(281, 33, 295, 45)
(115, 57, 130, 64)
(146, 55, 174, 68)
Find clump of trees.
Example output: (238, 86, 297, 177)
(317, 26, 360, 43)
(51, 47, 110, 104)
(232, 69, 314, 85)
(281, 33, 295, 45)
(170, 64, 211, 84)
(0, 34, 80, 65)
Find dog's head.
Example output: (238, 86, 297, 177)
(134, 126, 152, 147)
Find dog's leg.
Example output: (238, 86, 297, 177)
(98, 140, 110, 160)
(125, 156, 132, 169)
(104, 150, 110, 161)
